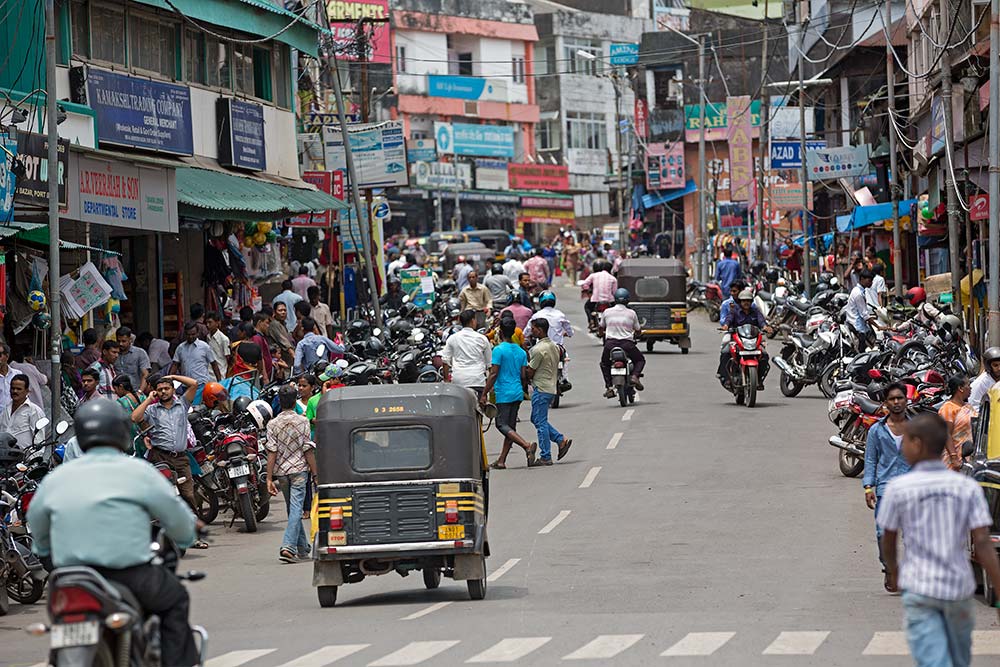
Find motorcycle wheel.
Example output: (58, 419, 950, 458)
(746, 367, 758, 408)
(838, 448, 864, 478)
(618, 385, 628, 407)
(254, 482, 271, 522)
(707, 304, 720, 323)
(193, 479, 220, 525)
(7, 572, 46, 604)
(238, 492, 258, 533)
(818, 362, 840, 399)
(0, 575, 9, 616)
(779, 371, 803, 398)
(646, 340, 654, 352)
(317, 585, 338, 608)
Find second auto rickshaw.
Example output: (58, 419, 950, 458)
(615, 258, 691, 353)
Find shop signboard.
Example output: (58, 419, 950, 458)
(508, 163, 569, 191)
(339, 204, 368, 253)
(69, 155, 178, 232)
(412, 161, 472, 189)
(406, 139, 437, 163)
(288, 171, 342, 228)
(217, 98, 266, 171)
(767, 107, 815, 139)
(0, 136, 16, 220)
(14, 131, 68, 207)
(327, 0, 391, 64)
(970, 193, 989, 221)
(609, 43, 639, 66)
(520, 195, 574, 210)
(646, 142, 685, 190)
(634, 98, 648, 140)
(474, 159, 509, 191)
(726, 96, 753, 201)
(399, 267, 435, 311)
(765, 182, 814, 211)
(82, 67, 193, 155)
(684, 100, 761, 142)
(427, 75, 509, 102)
(648, 109, 684, 143)
(805, 144, 871, 181)
(434, 122, 515, 158)
(517, 208, 576, 224)
(323, 120, 408, 188)
(770, 140, 826, 169)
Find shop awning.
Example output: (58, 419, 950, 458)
(0, 222, 121, 254)
(836, 199, 918, 232)
(176, 167, 350, 222)
(641, 180, 698, 209)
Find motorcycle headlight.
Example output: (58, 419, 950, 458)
(741, 338, 758, 351)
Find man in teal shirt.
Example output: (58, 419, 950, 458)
(29, 399, 200, 667)
(482, 317, 536, 468)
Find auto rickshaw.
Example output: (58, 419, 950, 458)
(310, 383, 491, 607)
(615, 257, 691, 353)
(967, 385, 1000, 604)
(427, 231, 467, 270)
(466, 229, 511, 262)
(441, 242, 490, 276)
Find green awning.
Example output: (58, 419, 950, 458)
(176, 167, 349, 222)
(0, 222, 121, 254)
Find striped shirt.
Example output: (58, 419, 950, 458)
(877, 460, 992, 600)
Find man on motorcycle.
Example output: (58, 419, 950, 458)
(718, 279, 746, 325)
(484, 264, 515, 302)
(846, 269, 878, 349)
(27, 399, 201, 666)
(599, 288, 645, 397)
(969, 346, 1000, 409)
(718, 288, 773, 388)
(581, 260, 617, 330)
(527, 291, 573, 346)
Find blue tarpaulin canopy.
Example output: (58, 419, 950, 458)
(836, 199, 917, 232)
(642, 179, 698, 209)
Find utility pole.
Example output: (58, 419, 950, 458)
(44, 0, 61, 417)
(757, 0, 770, 263)
(452, 158, 461, 231)
(614, 71, 625, 254)
(939, 0, 963, 311)
(797, 6, 811, 297)
(989, 0, 1000, 344)
(331, 51, 381, 323)
(697, 35, 708, 282)
(623, 67, 631, 255)
(882, 2, 903, 299)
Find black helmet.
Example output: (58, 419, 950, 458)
(751, 260, 767, 275)
(0, 433, 21, 467)
(390, 319, 414, 340)
(491, 264, 503, 275)
(347, 319, 372, 341)
(232, 396, 252, 413)
(75, 399, 131, 452)
(614, 287, 630, 305)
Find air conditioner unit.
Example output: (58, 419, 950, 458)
(464, 101, 479, 116)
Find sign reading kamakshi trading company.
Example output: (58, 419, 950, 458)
(508, 163, 569, 191)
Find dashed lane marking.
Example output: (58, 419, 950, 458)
(368, 641, 460, 666)
(579, 466, 602, 488)
(762, 631, 830, 655)
(466, 638, 552, 663)
(622, 409, 634, 421)
(606, 432, 623, 450)
(538, 510, 571, 534)
(274, 645, 371, 666)
(562, 634, 644, 660)
(486, 557, 521, 582)
(206, 649, 276, 667)
(400, 601, 452, 621)
(661, 632, 735, 657)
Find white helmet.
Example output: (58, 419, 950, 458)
(246, 400, 273, 430)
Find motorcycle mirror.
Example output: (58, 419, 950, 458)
(315, 343, 326, 358)
(336, 359, 350, 369)
(34, 417, 50, 431)
(372, 328, 382, 337)
(867, 369, 883, 380)
(402, 294, 411, 303)
(55, 420, 69, 435)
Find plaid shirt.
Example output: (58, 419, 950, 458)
(88, 360, 117, 398)
(265, 410, 314, 476)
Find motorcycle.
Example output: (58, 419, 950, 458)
(608, 345, 636, 407)
(25, 527, 208, 667)
(724, 324, 766, 407)
(827, 381, 885, 477)
(552, 347, 572, 408)
(774, 318, 854, 398)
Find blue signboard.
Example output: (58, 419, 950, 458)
(770, 140, 826, 169)
(217, 98, 266, 171)
(428, 75, 495, 100)
(0, 135, 16, 220)
(609, 43, 639, 66)
(86, 68, 193, 155)
(434, 122, 515, 158)
(406, 138, 437, 163)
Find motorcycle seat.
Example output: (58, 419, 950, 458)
(756, 290, 773, 301)
(774, 295, 787, 305)
(792, 332, 815, 347)
(109, 581, 144, 614)
(854, 394, 883, 414)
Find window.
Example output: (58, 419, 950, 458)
(534, 43, 555, 76)
(457, 53, 473, 76)
(566, 112, 606, 150)
(184, 29, 205, 84)
(129, 13, 177, 78)
(206, 35, 230, 89)
(536, 119, 560, 150)
(252, 47, 272, 100)
(233, 43, 255, 96)
(351, 427, 431, 472)
(90, 3, 125, 65)
(272, 45, 290, 108)
(70, 0, 89, 58)
(396, 45, 407, 74)
(512, 56, 525, 83)
(563, 38, 601, 75)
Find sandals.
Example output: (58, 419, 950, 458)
(490, 460, 507, 469)
(526, 442, 538, 466)
(191, 540, 209, 549)
(557, 438, 573, 461)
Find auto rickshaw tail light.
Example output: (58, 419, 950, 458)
(445, 500, 459, 524)
(329, 506, 344, 530)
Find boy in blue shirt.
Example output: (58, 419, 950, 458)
(482, 317, 537, 469)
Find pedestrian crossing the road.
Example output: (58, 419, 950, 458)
(190, 630, 1000, 666)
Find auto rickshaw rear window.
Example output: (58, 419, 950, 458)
(351, 427, 432, 472)
(635, 277, 670, 299)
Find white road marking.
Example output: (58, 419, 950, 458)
(862, 632, 908, 655)
(486, 557, 520, 582)
(606, 432, 623, 450)
(466, 637, 552, 663)
(973, 631, 1000, 654)
(661, 632, 735, 656)
(622, 409, 634, 421)
(562, 634, 644, 660)
(207, 650, 276, 667)
(368, 641, 460, 666)
(538, 510, 571, 534)
(579, 466, 602, 488)
(762, 631, 830, 655)
(400, 601, 453, 620)
(275, 645, 370, 666)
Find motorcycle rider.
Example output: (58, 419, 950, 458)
(27, 399, 201, 667)
(846, 268, 879, 349)
(484, 263, 515, 302)
(718, 279, 746, 325)
(527, 291, 573, 346)
(599, 288, 645, 398)
(969, 346, 1000, 410)
(718, 288, 773, 388)
(581, 260, 617, 331)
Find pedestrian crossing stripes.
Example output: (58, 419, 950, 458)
(185, 630, 1000, 667)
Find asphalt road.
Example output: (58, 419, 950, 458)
(4, 284, 1000, 667)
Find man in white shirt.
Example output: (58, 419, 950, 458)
(0, 374, 45, 448)
(526, 292, 574, 346)
(10, 356, 48, 411)
(205, 311, 231, 373)
(598, 288, 645, 396)
(0, 342, 21, 411)
(969, 347, 1000, 409)
(846, 269, 878, 349)
(441, 309, 492, 396)
(503, 257, 526, 284)
(866, 264, 888, 309)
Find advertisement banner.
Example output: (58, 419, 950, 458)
(634, 98, 648, 140)
(323, 120, 408, 188)
(71, 155, 178, 232)
(287, 171, 342, 228)
(805, 144, 871, 181)
(0, 136, 16, 220)
(412, 161, 472, 189)
(83, 68, 193, 155)
(726, 96, 753, 201)
(648, 109, 685, 143)
(765, 182, 814, 211)
(406, 139, 436, 163)
(427, 75, 509, 102)
(508, 163, 570, 191)
(767, 107, 815, 139)
(970, 193, 989, 221)
(646, 142, 685, 190)
(769, 140, 826, 169)
(14, 131, 68, 207)
(609, 43, 639, 66)
(520, 196, 574, 210)
(517, 208, 576, 224)
(340, 204, 367, 253)
(434, 122, 515, 158)
(684, 100, 761, 141)
(399, 267, 436, 311)
(217, 98, 266, 171)
(474, 159, 509, 191)
(327, 0, 391, 64)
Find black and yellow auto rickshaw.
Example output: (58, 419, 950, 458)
(968, 386, 1000, 604)
(310, 383, 490, 607)
(466, 229, 511, 262)
(615, 257, 691, 353)
(441, 242, 490, 276)
(427, 231, 467, 270)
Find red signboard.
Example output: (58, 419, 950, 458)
(634, 98, 648, 141)
(519, 196, 574, 210)
(508, 163, 570, 191)
(327, 0, 391, 64)
(288, 171, 343, 228)
(970, 193, 989, 221)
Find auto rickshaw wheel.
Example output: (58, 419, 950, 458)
(317, 585, 338, 608)
(646, 340, 654, 352)
(422, 568, 441, 590)
(467, 555, 487, 600)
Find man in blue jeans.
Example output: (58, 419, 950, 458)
(526, 318, 572, 466)
(879, 413, 1000, 667)
(266, 385, 317, 563)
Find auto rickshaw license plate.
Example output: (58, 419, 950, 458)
(438, 525, 465, 540)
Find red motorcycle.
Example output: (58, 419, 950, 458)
(724, 324, 766, 407)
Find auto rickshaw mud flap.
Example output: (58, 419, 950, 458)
(313, 560, 345, 587)
(453, 553, 486, 581)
